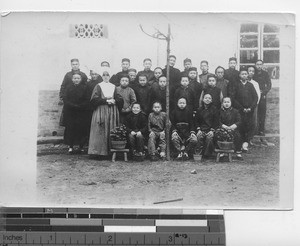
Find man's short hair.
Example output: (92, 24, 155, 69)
(229, 57, 237, 62)
(255, 59, 264, 64)
(169, 55, 176, 60)
(239, 66, 248, 73)
(215, 66, 225, 74)
(188, 67, 197, 72)
(138, 73, 148, 80)
(143, 58, 152, 63)
(200, 60, 209, 65)
(71, 58, 79, 63)
(183, 58, 192, 64)
(128, 68, 137, 73)
(122, 58, 130, 63)
(101, 61, 110, 67)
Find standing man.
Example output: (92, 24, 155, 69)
(110, 58, 131, 86)
(253, 59, 272, 136)
(180, 58, 192, 77)
(224, 57, 240, 98)
(163, 55, 181, 111)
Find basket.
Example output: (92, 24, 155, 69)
(111, 140, 127, 150)
(217, 141, 234, 150)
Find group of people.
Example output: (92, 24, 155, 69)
(59, 55, 271, 161)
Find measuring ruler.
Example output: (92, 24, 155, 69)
(0, 207, 225, 246)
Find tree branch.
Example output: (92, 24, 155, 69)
(139, 24, 167, 40)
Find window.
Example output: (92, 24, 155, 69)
(238, 23, 280, 80)
(69, 24, 108, 38)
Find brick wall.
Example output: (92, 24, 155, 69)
(37, 88, 280, 137)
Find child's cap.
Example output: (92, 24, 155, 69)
(128, 68, 137, 73)
(188, 67, 197, 72)
(101, 61, 110, 67)
(143, 58, 152, 63)
(229, 57, 237, 62)
(207, 74, 217, 80)
(239, 66, 248, 73)
(122, 58, 130, 63)
(71, 58, 79, 63)
(215, 66, 225, 73)
(183, 58, 192, 64)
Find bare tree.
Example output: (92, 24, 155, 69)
(139, 24, 172, 160)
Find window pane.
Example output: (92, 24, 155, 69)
(264, 65, 280, 79)
(240, 50, 258, 63)
(240, 24, 258, 33)
(240, 35, 258, 48)
(263, 34, 280, 48)
(263, 24, 280, 33)
(263, 50, 280, 63)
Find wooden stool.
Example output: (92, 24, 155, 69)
(215, 149, 235, 162)
(111, 149, 129, 162)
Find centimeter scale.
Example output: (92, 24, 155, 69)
(0, 207, 225, 246)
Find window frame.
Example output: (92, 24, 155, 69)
(238, 23, 280, 85)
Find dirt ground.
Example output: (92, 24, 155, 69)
(36, 140, 279, 208)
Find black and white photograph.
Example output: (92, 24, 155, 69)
(0, 12, 295, 209)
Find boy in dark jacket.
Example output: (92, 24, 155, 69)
(195, 93, 219, 157)
(148, 102, 167, 161)
(188, 67, 203, 110)
(149, 67, 163, 87)
(174, 76, 197, 112)
(233, 68, 258, 151)
(132, 73, 151, 114)
(137, 58, 155, 82)
(149, 75, 167, 112)
(170, 97, 197, 160)
(218, 97, 243, 159)
(125, 103, 148, 157)
(199, 75, 223, 109)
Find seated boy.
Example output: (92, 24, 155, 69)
(195, 93, 219, 157)
(199, 74, 223, 109)
(149, 75, 167, 112)
(137, 58, 155, 82)
(174, 75, 197, 112)
(125, 103, 148, 157)
(148, 102, 167, 161)
(116, 74, 137, 123)
(218, 97, 243, 159)
(132, 73, 151, 114)
(170, 97, 197, 160)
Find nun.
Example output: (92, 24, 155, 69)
(88, 67, 124, 157)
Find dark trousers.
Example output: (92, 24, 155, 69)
(239, 111, 255, 143)
(128, 133, 145, 152)
(257, 96, 267, 134)
(196, 130, 215, 156)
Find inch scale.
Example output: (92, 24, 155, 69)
(0, 207, 225, 246)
